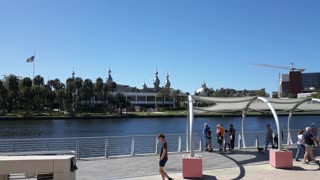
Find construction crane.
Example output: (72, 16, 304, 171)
(255, 63, 305, 72)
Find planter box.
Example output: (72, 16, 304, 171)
(182, 156, 203, 179)
(269, 149, 293, 169)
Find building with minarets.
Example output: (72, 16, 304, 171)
(107, 68, 113, 84)
(153, 70, 160, 91)
(101, 68, 175, 108)
(164, 73, 171, 89)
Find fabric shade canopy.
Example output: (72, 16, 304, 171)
(193, 96, 320, 113)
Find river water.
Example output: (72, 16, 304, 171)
(0, 115, 319, 139)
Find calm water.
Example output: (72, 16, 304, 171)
(0, 115, 319, 139)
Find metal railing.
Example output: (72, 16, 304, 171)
(0, 129, 308, 159)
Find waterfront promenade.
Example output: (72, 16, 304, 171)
(77, 146, 320, 180)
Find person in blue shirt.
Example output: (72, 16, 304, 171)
(202, 123, 209, 151)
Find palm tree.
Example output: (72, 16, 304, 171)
(102, 83, 109, 113)
(22, 77, 33, 88)
(95, 78, 104, 100)
(157, 88, 171, 107)
(33, 75, 44, 86)
(108, 82, 117, 94)
(65, 78, 75, 112)
(73, 77, 83, 111)
(0, 80, 8, 115)
(81, 79, 94, 112)
(115, 93, 130, 115)
(170, 89, 183, 108)
(4, 74, 20, 113)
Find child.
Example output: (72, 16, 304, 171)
(224, 130, 231, 152)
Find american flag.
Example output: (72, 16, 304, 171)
(26, 56, 35, 63)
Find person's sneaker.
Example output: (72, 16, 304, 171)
(295, 159, 300, 162)
(168, 178, 174, 180)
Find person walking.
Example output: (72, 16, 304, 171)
(158, 134, 173, 180)
(265, 124, 274, 152)
(311, 123, 319, 146)
(202, 123, 209, 151)
(206, 127, 213, 152)
(229, 124, 236, 150)
(223, 130, 231, 152)
(303, 127, 318, 164)
(216, 124, 224, 152)
(295, 129, 305, 161)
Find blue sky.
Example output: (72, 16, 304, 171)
(1, 0, 320, 94)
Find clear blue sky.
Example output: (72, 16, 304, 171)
(1, 0, 320, 94)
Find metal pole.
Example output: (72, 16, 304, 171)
(186, 100, 189, 152)
(178, 136, 182, 152)
(287, 112, 293, 145)
(131, 138, 135, 156)
(258, 97, 282, 151)
(188, 95, 194, 157)
(104, 138, 109, 158)
(241, 111, 247, 148)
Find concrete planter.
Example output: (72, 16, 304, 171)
(182, 155, 203, 179)
(269, 149, 293, 169)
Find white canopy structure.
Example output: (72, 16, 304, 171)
(187, 95, 320, 156)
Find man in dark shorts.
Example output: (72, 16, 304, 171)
(158, 134, 173, 180)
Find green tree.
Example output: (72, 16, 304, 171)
(157, 88, 171, 107)
(22, 77, 33, 88)
(81, 79, 94, 112)
(108, 82, 117, 93)
(170, 89, 183, 108)
(64, 78, 74, 112)
(33, 75, 44, 86)
(0, 80, 8, 115)
(94, 78, 104, 100)
(4, 75, 20, 113)
(256, 88, 269, 97)
(115, 93, 130, 115)
(20, 77, 34, 113)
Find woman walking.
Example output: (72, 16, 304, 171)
(158, 134, 174, 180)
(295, 129, 305, 161)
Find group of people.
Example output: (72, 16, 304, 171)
(295, 123, 319, 164)
(203, 123, 236, 152)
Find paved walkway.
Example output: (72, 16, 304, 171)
(77, 146, 320, 180)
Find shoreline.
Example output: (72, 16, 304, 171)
(1, 111, 320, 120)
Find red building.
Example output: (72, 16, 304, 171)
(289, 71, 302, 97)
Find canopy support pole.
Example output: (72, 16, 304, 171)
(287, 111, 293, 145)
(241, 111, 247, 148)
(258, 97, 282, 151)
(188, 95, 195, 157)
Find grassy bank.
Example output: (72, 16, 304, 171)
(1, 110, 320, 120)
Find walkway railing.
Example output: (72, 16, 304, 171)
(0, 129, 307, 159)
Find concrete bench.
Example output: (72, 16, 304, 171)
(0, 155, 76, 180)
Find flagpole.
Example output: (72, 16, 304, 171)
(33, 50, 35, 79)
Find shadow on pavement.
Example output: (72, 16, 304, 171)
(185, 174, 217, 180)
(220, 153, 246, 180)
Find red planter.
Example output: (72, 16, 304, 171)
(182, 156, 203, 179)
(269, 149, 293, 169)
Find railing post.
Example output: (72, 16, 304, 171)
(178, 136, 182, 152)
(104, 138, 109, 158)
(238, 134, 242, 149)
(155, 137, 159, 154)
(12, 143, 15, 152)
(131, 138, 135, 156)
(76, 140, 80, 160)
(199, 138, 202, 151)
(255, 136, 259, 148)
